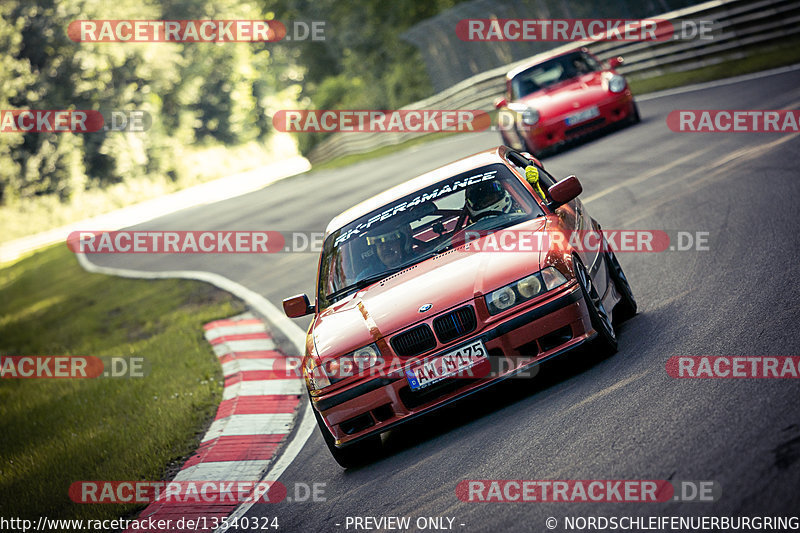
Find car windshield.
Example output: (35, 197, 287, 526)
(511, 52, 601, 99)
(317, 163, 545, 308)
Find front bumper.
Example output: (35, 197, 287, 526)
(523, 92, 635, 152)
(312, 282, 595, 447)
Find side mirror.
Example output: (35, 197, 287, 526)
(608, 56, 624, 69)
(283, 294, 314, 318)
(494, 97, 508, 110)
(548, 175, 582, 206)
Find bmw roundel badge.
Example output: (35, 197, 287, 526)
(418, 303, 433, 313)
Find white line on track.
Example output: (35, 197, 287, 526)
(634, 63, 800, 102)
(581, 147, 713, 205)
(564, 371, 650, 415)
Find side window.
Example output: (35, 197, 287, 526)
(582, 52, 602, 72)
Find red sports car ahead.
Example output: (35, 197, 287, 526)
(496, 48, 640, 157)
(283, 146, 636, 467)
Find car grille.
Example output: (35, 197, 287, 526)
(391, 324, 436, 358)
(433, 305, 477, 344)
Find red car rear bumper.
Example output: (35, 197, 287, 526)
(313, 282, 595, 447)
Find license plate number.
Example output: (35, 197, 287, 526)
(565, 106, 600, 126)
(405, 340, 487, 391)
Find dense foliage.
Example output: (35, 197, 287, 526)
(0, 0, 466, 206)
(0, 0, 293, 205)
(266, 0, 465, 153)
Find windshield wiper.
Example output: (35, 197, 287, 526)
(431, 240, 455, 253)
(325, 247, 460, 304)
(325, 274, 387, 303)
(324, 260, 421, 303)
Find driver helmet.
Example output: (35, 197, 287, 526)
(465, 180, 513, 219)
(364, 222, 413, 267)
(365, 224, 411, 250)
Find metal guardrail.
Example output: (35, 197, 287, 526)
(307, 0, 799, 164)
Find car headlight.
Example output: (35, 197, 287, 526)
(520, 106, 540, 125)
(608, 75, 626, 93)
(509, 103, 540, 126)
(316, 343, 382, 386)
(488, 286, 517, 312)
(485, 267, 568, 315)
(353, 345, 380, 369)
(517, 274, 542, 298)
(541, 266, 568, 290)
(304, 357, 331, 391)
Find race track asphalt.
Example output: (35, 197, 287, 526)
(89, 67, 800, 532)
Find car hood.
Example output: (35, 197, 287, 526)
(312, 218, 547, 359)
(518, 72, 611, 118)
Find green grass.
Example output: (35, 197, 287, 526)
(0, 244, 246, 521)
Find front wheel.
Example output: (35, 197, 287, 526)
(606, 248, 637, 323)
(312, 400, 381, 468)
(575, 258, 617, 356)
(627, 102, 641, 125)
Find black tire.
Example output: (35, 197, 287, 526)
(312, 401, 381, 468)
(606, 248, 637, 323)
(628, 102, 641, 125)
(500, 129, 514, 149)
(575, 257, 618, 356)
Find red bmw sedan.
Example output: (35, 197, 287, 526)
(496, 48, 640, 157)
(283, 146, 636, 467)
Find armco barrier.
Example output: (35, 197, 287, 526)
(306, 0, 799, 164)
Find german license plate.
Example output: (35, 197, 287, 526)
(565, 106, 600, 126)
(405, 340, 487, 391)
